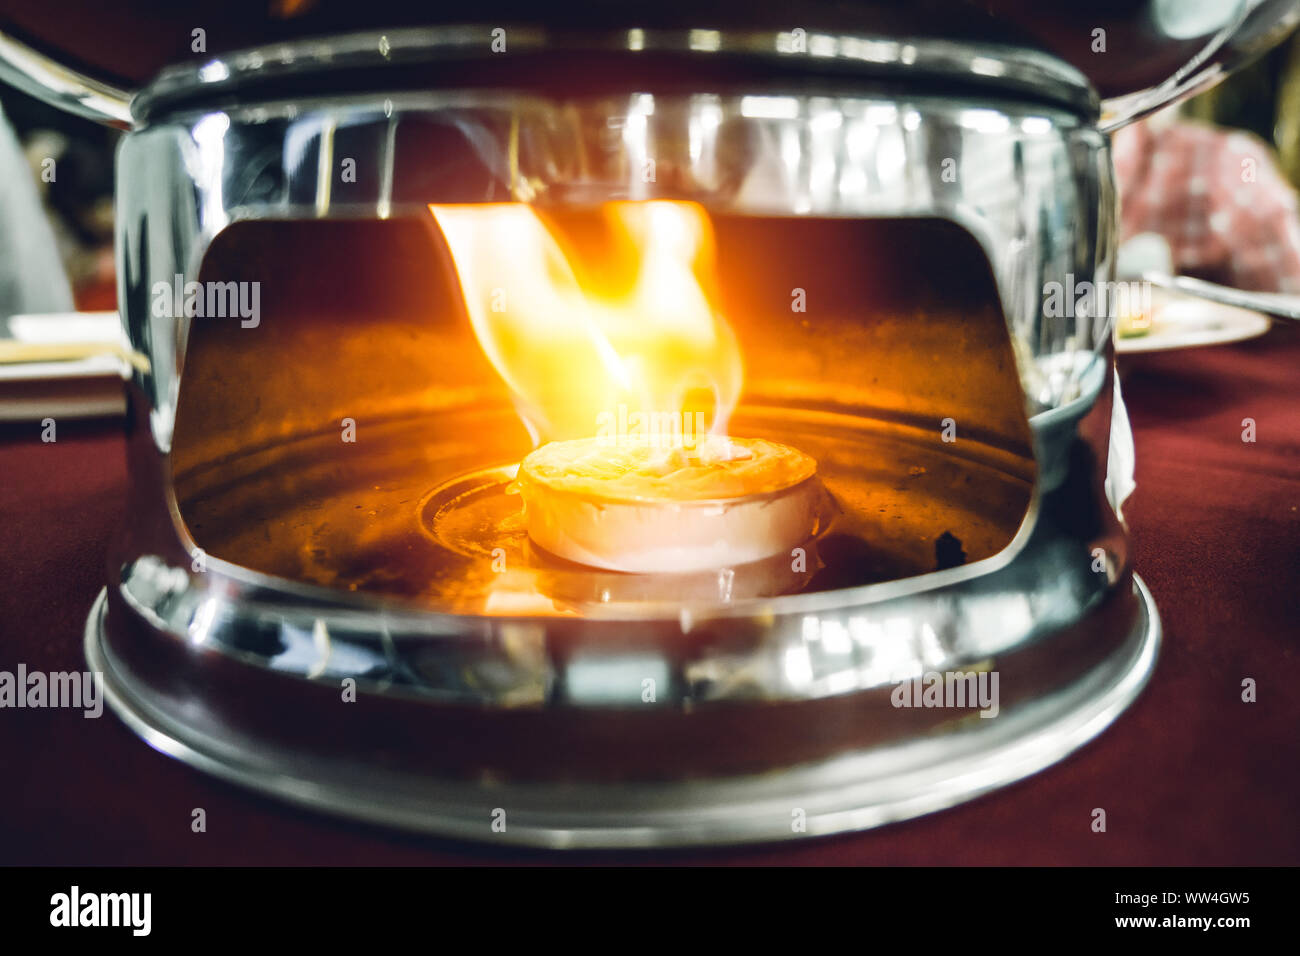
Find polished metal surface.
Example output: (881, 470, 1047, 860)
(115, 86, 1114, 457)
(0, 29, 132, 126)
(86, 576, 1160, 848)
(128, 26, 1097, 121)
(89, 31, 1158, 845)
(1146, 271, 1300, 321)
(9, 6, 1300, 131)
(1098, 0, 1300, 132)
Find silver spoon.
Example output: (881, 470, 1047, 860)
(1143, 272, 1300, 321)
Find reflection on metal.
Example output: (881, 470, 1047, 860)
(130, 27, 1096, 122)
(0, 29, 132, 127)
(115, 88, 1114, 451)
(86, 579, 1160, 847)
(94, 30, 1159, 846)
(1100, 0, 1300, 131)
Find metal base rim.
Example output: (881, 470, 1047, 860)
(86, 576, 1160, 849)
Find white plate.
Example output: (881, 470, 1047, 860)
(1115, 291, 1271, 354)
(0, 311, 126, 421)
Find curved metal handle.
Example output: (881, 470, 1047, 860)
(1100, 0, 1300, 132)
(0, 29, 132, 128)
(1145, 271, 1300, 321)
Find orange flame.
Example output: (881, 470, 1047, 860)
(429, 201, 742, 445)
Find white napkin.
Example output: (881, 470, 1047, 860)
(1106, 369, 1137, 522)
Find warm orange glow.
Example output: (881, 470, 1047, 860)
(429, 201, 742, 445)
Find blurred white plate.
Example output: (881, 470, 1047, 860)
(1115, 292, 1270, 354)
(0, 311, 126, 421)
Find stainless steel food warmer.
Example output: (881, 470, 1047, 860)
(3, 2, 1296, 847)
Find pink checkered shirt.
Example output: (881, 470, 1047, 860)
(1113, 118, 1300, 294)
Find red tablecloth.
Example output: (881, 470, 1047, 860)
(1, 327, 1297, 865)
